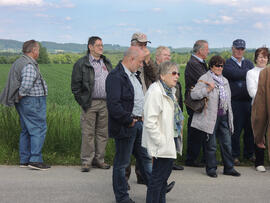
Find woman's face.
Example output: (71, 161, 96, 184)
(160, 67, 179, 88)
(256, 53, 268, 68)
(211, 64, 223, 76)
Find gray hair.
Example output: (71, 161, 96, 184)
(22, 40, 39, 54)
(159, 61, 179, 76)
(156, 46, 170, 58)
(193, 40, 208, 54)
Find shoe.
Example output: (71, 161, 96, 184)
(81, 164, 90, 172)
(28, 162, 50, 171)
(172, 164, 184, 170)
(223, 169, 241, 177)
(166, 181, 175, 193)
(248, 156, 256, 162)
(234, 158, 240, 166)
(118, 198, 135, 203)
(92, 162, 110, 169)
(20, 163, 29, 168)
(185, 161, 204, 168)
(256, 165, 266, 172)
(207, 171, 217, 178)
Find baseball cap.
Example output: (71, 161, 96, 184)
(233, 39, 246, 49)
(131, 32, 151, 43)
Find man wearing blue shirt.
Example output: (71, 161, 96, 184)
(223, 39, 255, 165)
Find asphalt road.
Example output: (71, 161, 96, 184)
(1, 165, 270, 203)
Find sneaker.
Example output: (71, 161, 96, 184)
(28, 162, 50, 171)
(92, 162, 110, 169)
(20, 163, 29, 168)
(256, 165, 266, 172)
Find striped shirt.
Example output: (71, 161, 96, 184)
(122, 64, 144, 117)
(89, 55, 108, 99)
(19, 64, 48, 97)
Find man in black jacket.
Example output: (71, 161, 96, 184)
(71, 36, 112, 172)
(106, 46, 151, 203)
(184, 40, 209, 167)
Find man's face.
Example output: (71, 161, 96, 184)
(32, 44, 40, 60)
(89, 39, 103, 57)
(156, 49, 171, 65)
(199, 43, 209, 60)
(232, 47, 245, 60)
(130, 54, 144, 73)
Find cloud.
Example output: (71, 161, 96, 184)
(35, 13, 50, 18)
(0, 0, 43, 6)
(46, 0, 75, 8)
(196, 0, 250, 6)
(152, 8, 162, 12)
(251, 7, 270, 15)
(253, 22, 263, 29)
(65, 16, 72, 21)
(194, 15, 235, 25)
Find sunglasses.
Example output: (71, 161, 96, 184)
(214, 64, 224, 68)
(169, 71, 180, 76)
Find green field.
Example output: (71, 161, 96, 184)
(0, 63, 262, 166)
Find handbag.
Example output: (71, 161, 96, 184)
(184, 80, 208, 113)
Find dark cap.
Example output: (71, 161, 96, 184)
(233, 39, 246, 49)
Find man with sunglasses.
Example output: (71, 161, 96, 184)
(223, 39, 254, 166)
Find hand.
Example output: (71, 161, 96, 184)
(206, 82, 215, 92)
(128, 119, 137, 127)
(18, 94, 23, 100)
(257, 142, 266, 149)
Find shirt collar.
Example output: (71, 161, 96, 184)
(89, 54, 101, 63)
(192, 54, 205, 63)
(231, 56, 244, 64)
(122, 63, 134, 77)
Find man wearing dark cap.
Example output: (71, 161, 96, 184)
(223, 39, 255, 165)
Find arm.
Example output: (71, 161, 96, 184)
(71, 60, 83, 105)
(106, 73, 133, 127)
(19, 64, 37, 97)
(223, 60, 253, 81)
(246, 70, 257, 98)
(185, 60, 207, 90)
(143, 88, 162, 146)
(190, 80, 212, 100)
(143, 58, 158, 83)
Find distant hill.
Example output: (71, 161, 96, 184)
(0, 39, 238, 54)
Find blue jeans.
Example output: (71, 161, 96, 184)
(231, 100, 254, 159)
(15, 96, 47, 163)
(146, 158, 174, 203)
(113, 121, 152, 203)
(205, 114, 234, 174)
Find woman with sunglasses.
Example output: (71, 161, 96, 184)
(142, 61, 184, 202)
(190, 55, 240, 178)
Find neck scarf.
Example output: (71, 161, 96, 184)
(210, 71, 228, 112)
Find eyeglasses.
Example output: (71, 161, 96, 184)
(214, 64, 224, 68)
(168, 71, 180, 76)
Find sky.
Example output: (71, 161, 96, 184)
(0, 0, 270, 48)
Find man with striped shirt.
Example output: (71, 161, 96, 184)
(0, 40, 50, 170)
(71, 36, 112, 172)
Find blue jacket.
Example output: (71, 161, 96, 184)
(223, 58, 254, 101)
(105, 61, 134, 139)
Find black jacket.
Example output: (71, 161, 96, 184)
(71, 54, 112, 111)
(105, 62, 134, 139)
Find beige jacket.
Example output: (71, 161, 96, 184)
(142, 81, 179, 159)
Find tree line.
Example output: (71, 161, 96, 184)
(0, 43, 256, 66)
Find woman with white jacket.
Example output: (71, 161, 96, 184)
(142, 61, 184, 203)
(246, 47, 269, 172)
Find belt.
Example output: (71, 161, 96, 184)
(132, 115, 143, 122)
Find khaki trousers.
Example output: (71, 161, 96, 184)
(80, 100, 108, 166)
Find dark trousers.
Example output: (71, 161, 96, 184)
(113, 121, 152, 203)
(255, 144, 265, 167)
(231, 100, 254, 159)
(205, 114, 234, 174)
(185, 107, 206, 164)
(146, 158, 174, 203)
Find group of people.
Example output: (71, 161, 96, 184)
(0, 33, 269, 203)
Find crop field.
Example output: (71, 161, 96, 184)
(0, 63, 191, 165)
